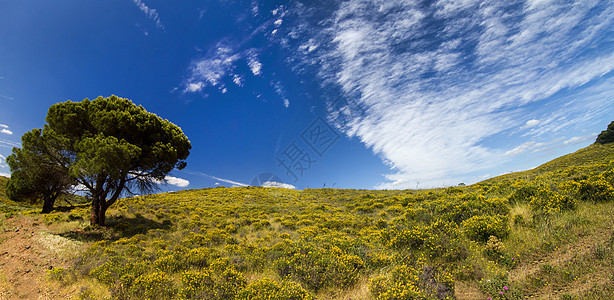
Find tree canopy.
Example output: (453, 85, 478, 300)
(7, 95, 191, 225)
(6, 128, 75, 213)
(596, 121, 614, 145)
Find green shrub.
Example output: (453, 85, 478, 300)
(179, 270, 215, 299)
(462, 215, 510, 242)
(131, 271, 176, 300)
(236, 278, 314, 300)
(478, 276, 522, 300)
(578, 178, 614, 202)
(276, 241, 364, 291)
(529, 190, 576, 218)
(369, 263, 454, 300)
(216, 268, 247, 299)
(47, 267, 67, 283)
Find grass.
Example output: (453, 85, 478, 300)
(1, 143, 614, 299)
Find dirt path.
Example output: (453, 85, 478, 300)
(454, 281, 487, 300)
(0, 216, 85, 299)
(510, 227, 613, 299)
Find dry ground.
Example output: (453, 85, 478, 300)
(0, 215, 85, 299)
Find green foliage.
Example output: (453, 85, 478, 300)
(10, 95, 191, 225)
(131, 271, 176, 299)
(370, 262, 454, 299)
(275, 239, 364, 291)
(577, 177, 614, 202)
(237, 278, 314, 300)
(5, 128, 75, 213)
(596, 121, 614, 144)
(478, 277, 522, 299)
(462, 215, 510, 242)
(179, 270, 215, 299)
(47, 267, 67, 283)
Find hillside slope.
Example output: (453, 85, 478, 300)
(0, 144, 613, 299)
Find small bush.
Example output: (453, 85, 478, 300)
(578, 178, 614, 202)
(236, 278, 314, 300)
(462, 215, 510, 242)
(179, 270, 215, 299)
(131, 271, 176, 300)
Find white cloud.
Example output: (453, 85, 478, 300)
(132, 0, 164, 29)
(248, 53, 263, 76)
(505, 141, 545, 157)
(522, 119, 540, 129)
(233, 75, 244, 86)
(164, 175, 190, 188)
(251, 0, 259, 16)
(262, 181, 296, 189)
(0, 172, 10, 178)
(71, 184, 88, 192)
(186, 82, 205, 93)
(1, 128, 12, 135)
(272, 81, 290, 108)
(0, 95, 14, 101)
(563, 133, 597, 146)
(288, 0, 614, 189)
(184, 45, 271, 94)
(184, 45, 241, 93)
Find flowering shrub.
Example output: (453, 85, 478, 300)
(577, 177, 614, 202)
(275, 240, 364, 291)
(462, 215, 510, 242)
(236, 278, 314, 300)
(49, 147, 614, 299)
(370, 262, 454, 299)
(528, 189, 576, 219)
(131, 271, 176, 299)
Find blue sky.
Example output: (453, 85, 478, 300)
(1, 0, 613, 190)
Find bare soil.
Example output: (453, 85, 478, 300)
(0, 216, 85, 299)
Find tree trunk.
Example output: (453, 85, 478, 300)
(90, 196, 108, 226)
(41, 194, 58, 214)
(42, 198, 54, 214)
(98, 202, 107, 226)
(90, 196, 101, 226)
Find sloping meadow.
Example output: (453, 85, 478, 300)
(41, 144, 614, 299)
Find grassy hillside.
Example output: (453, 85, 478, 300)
(0, 175, 37, 213)
(1, 144, 614, 299)
(0, 176, 8, 201)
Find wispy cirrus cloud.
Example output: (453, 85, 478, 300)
(285, 0, 614, 188)
(132, 0, 164, 29)
(0, 154, 8, 176)
(0, 138, 19, 149)
(183, 43, 248, 93)
(183, 170, 248, 187)
(182, 6, 294, 108)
